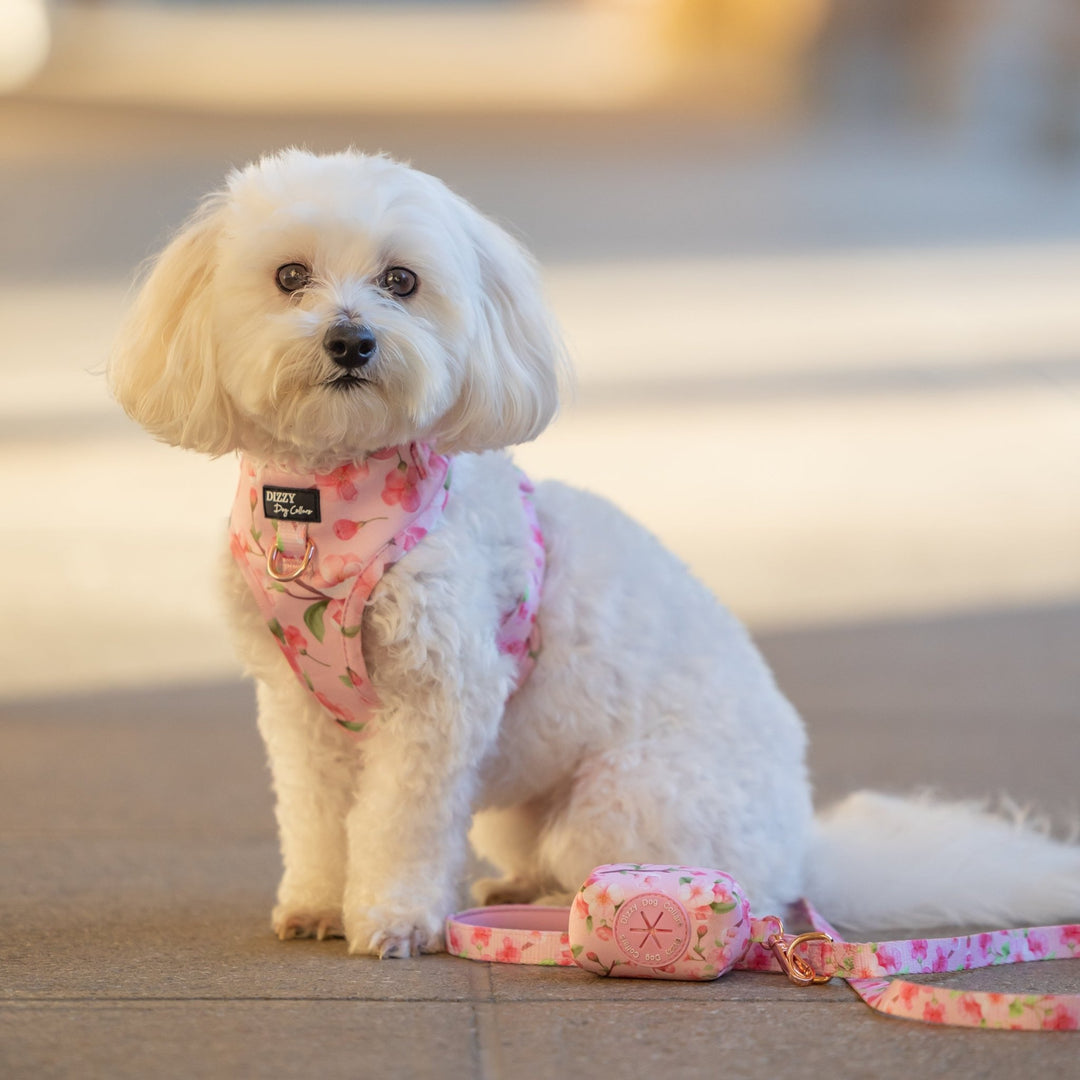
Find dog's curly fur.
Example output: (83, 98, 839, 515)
(110, 149, 1080, 957)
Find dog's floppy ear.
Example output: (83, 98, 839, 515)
(433, 199, 567, 453)
(109, 195, 237, 454)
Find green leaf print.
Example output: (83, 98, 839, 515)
(268, 619, 286, 643)
(709, 901, 737, 914)
(303, 599, 330, 643)
(340, 624, 362, 638)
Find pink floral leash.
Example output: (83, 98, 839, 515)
(446, 864, 1080, 1031)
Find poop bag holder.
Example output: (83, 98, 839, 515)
(446, 863, 1080, 1031)
(449, 864, 805, 981)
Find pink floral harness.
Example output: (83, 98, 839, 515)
(229, 443, 543, 736)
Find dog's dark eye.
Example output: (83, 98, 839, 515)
(276, 263, 311, 294)
(377, 267, 418, 298)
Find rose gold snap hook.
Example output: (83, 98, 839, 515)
(266, 538, 316, 582)
(767, 930, 833, 986)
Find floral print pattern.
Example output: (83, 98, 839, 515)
(445, 863, 1080, 1031)
(229, 443, 545, 738)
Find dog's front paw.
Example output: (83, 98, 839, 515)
(345, 907, 445, 958)
(273, 905, 345, 942)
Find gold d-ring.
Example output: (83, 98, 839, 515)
(266, 538, 316, 582)
(768, 930, 833, 986)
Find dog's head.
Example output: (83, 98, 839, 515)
(109, 149, 565, 467)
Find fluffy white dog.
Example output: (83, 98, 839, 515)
(110, 149, 1080, 958)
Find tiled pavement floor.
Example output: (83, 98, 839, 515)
(3, 605, 1080, 1078)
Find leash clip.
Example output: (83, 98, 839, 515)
(767, 926, 833, 986)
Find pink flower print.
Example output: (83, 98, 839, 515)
(313, 552, 364, 587)
(875, 945, 902, 973)
(316, 460, 369, 501)
(594, 924, 613, 942)
(399, 524, 427, 552)
(923, 1000, 946, 1024)
(1061, 924, 1080, 950)
(895, 981, 921, 1010)
(573, 893, 590, 920)
(229, 532, 249, 561)
(678, 879, 707, 908)
(911, 939, 928, 962)
(471, 926, 493, 949)
(932, 947, 951, 973)
(284, 625, 307, 652)
(496, 936, 522, 963)
(956, 994, 983, 1023)
(592, 884, 613, 908)
(382, 463, 422, 511)
(447, 925, 461, 954)
(1046, 1004, 1079, 1031)
(334, 519, 360, 541)
(327, 598, 345, 625)
(1027, 931, 1050, 958)
(501, 637, 528, 660)
(711, 882, 735, 908)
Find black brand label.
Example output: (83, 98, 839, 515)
(262, 486, 321, 522)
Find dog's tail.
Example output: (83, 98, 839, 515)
(804, 790, 1080, 930)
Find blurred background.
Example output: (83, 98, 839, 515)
(2, 0, 1079, 800)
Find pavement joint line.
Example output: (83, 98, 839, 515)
(469, 966, 505, 1080)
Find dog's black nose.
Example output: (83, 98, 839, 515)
(323, 322, 377, 368)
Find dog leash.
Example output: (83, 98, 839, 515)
(446, 864, 1080, 1031)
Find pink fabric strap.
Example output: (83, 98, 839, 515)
(445, 902, 1080, 1030)
(448, 906, 576, 967)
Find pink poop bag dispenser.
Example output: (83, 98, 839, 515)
(448, 864, 756, 980)
(571, 864, 754, 979)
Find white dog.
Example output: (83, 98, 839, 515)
(109, 149, 1080, 957)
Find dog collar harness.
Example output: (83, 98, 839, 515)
(447, 863, 1080, 1032)
(228, 442, 544, 736)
